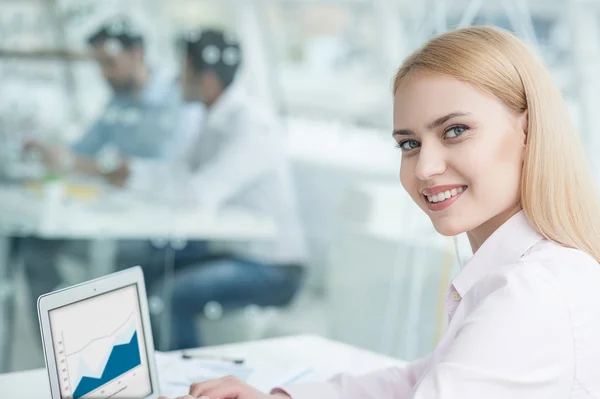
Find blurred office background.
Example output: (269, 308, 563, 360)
(0, 0, 598, 373)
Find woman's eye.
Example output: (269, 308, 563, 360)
(444, 125, 467, 139)
(397, 140, 420, 151)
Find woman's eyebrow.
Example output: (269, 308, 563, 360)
(425, 112, 470, 129)
(392, 128, 414, 137)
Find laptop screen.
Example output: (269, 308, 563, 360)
(48, 284, 153, 399)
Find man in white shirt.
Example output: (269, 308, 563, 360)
(105, 29, 307, 350)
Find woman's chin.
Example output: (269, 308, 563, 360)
(430, 217, 468, 236)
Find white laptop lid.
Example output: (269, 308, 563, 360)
(37, 266, 160, 399)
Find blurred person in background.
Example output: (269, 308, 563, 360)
(160, 26, 600, 399)
(39, 29, 308, 350)
(29, 16, 203, 172)
(21, 17, 203, 327)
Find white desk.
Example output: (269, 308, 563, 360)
(0, 335, 406, 399)
(0, 182, 278, 291)
(0, 181, 277, 286)
(0, 184, 277, 241)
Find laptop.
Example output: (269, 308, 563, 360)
(38, 266, 160, 399)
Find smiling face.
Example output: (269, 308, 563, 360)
(393, 72, 527, 245)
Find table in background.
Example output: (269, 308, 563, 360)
(0, 182, 277, 373)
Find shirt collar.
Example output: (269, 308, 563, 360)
(205, 82, 245, 129)
(452, 210, 544, 297)
(114, 68, 172, 105)
(139, 69, 173, 105)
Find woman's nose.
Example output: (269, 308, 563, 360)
(414, 143, 447, 181)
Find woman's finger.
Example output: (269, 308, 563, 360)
(189, 377, 232, 396)
(200, 376, 252, 399)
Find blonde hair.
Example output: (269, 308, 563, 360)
(394, 26, 600, 262)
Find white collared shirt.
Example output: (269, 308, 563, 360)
(127, 84, 307, 265)
(278, 211, 600, 398)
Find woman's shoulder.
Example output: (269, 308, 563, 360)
(467, 240, 600, 396)
(505, 239, 600, 311)
(522, 239, 599, 279)
(475, 239, 600, 312)
(511, 240, 600, 395)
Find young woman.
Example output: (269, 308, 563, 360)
(159, 26, 600, 399)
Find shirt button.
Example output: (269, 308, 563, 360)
(452, 291, 461, 301)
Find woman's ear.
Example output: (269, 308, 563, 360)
(520, 110, 529, 144)
(519, 110, 528, 161)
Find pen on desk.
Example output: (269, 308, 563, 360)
(281, 368, 313, 385)
(181, 352, 245, 365)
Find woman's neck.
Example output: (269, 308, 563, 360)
(467, 204, 522, 253)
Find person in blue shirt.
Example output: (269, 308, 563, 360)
(21, 17, 203, 326)
(72, 18, 200, 161)
(29, 17, 202, 170)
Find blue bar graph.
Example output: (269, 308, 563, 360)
(73, 331, 141, 399)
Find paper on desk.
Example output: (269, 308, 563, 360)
(155, 351, 314, 398)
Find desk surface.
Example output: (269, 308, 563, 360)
(0, 184, 276, 240)
(0, 335, 405, 399)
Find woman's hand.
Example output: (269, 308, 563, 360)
(157, 375, 291, 399)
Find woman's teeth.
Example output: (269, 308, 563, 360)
(427, 186, 466, 203)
